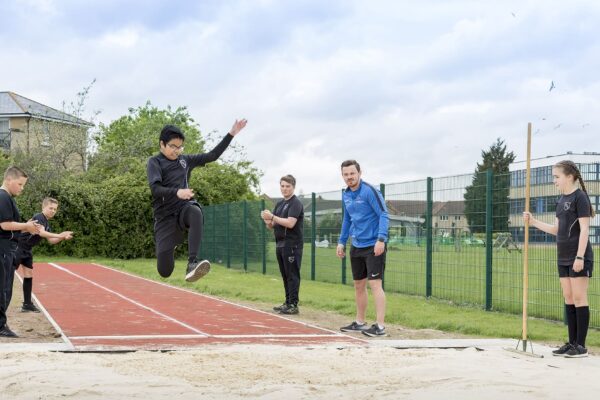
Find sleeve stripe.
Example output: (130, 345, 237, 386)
(364, 183, 385, 212)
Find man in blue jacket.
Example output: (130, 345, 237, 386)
(336, 160, 389, 336)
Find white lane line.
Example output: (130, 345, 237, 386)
(90, 262, 366, 342)
(48, 263, 209, 336)
(15, 269, 75, 350)
(70, 333, 344, 340)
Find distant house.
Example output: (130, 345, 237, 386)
(0, 91, 93, 170)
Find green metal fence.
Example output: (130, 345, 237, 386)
(199, 165, 600, 328)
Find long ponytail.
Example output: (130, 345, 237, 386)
(555, 160, 596, 218)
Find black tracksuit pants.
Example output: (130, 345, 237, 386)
(275, 245, 302, 306)
(1, 249, 16, 328)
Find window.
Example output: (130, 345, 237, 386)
(454, 215, 461, 220)
(580, 163, 599, 182)
(510, 198, 525, 214)
(509, 196, 559, 214)
(439, 215, 448, 221)
(0, 119, 9, 151)
(41, 121, 51, 147)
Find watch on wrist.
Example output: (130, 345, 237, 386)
(377, 238, 385, 243)
(575, 256, 584, 261)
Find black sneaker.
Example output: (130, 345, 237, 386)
(185, 260, 211, 282)
(564, 344, 588, 358)
(273, 303, 288, 312)
(362, 324, 386, 337)
(280, 304, 299, 315)
(21, 302, 41, 313)
(552, 343, 573, 357)
(340, 321, 368, 332)
(0, 325, 18, 338)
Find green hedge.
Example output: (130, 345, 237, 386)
(17, 174, 155, 259)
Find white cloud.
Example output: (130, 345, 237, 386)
(1, 0, 598, 197)
(99, 28, 141, 48)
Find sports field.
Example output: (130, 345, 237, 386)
(240, 243, 600, 325)
(1, 258, 600, 399)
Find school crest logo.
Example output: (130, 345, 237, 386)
(179, 159, 187, 169)
(288, 256, 295, 263)
(564, 202, 571, 211)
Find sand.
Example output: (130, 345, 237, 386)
(2, 342, 600, 399)
(3, 280, 600, 399)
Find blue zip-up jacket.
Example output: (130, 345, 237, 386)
(338, 180, 389, 248)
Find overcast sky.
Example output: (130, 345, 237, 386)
(1, 0, 598, 196)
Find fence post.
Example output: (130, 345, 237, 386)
(380, 183, 386, 291)
(212, 206, 216, 263)
(226, 203, 231, 268)
(311, 192, 316, 281)
(485, 169, 493, 311)
(243, 201, 248, 271)
(261, 199, 267, 275)
(426, 177, 433, 297)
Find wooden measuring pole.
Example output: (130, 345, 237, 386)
(522, 122, 532, 351)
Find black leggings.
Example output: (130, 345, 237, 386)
(157, 205, 204, 278)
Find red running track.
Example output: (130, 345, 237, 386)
(27, 263, 364, 351)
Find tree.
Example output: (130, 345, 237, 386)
(88, 102, 203, 179)
(12, 81, 98, 206)
(463, 138, 516, 233)
(88, 102, 261, 203)
(15, 100, 261, 259)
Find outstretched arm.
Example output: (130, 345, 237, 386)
(0, 220, 41, 235)
(43, 229, 74, 245)
(187, 119, 248, 168)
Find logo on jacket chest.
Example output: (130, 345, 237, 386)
(346, 196, 364, 206)
(563, 201, 571, 211)
(179, 159, 187, 169)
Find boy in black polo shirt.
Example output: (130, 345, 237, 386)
(0, 166, 40, 338)
(147, 119, 247, 282)
(14, 197, 73, 313)
(261, 175, 304, 315)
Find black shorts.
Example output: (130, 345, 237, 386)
(558, 260, 593, 278)
(13, 247, 33, 269)
(154, 202, 202, 255)
(350, 245, 386, 281)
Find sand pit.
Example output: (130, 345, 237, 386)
(2, 277, 599, 399)
(2, 340, 600, 399)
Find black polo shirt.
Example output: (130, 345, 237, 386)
(147, 134, 233, 221)
(0, 188, 20, 250)
(18, 213, 50, 250)
(273, 195, 304, 248)
(556, 189, 593, 264)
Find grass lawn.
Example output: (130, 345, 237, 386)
(205, 242, 600, 326)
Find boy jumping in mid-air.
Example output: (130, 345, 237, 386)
(147, 119, 247, 282)
(14, 197, 74, 313)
